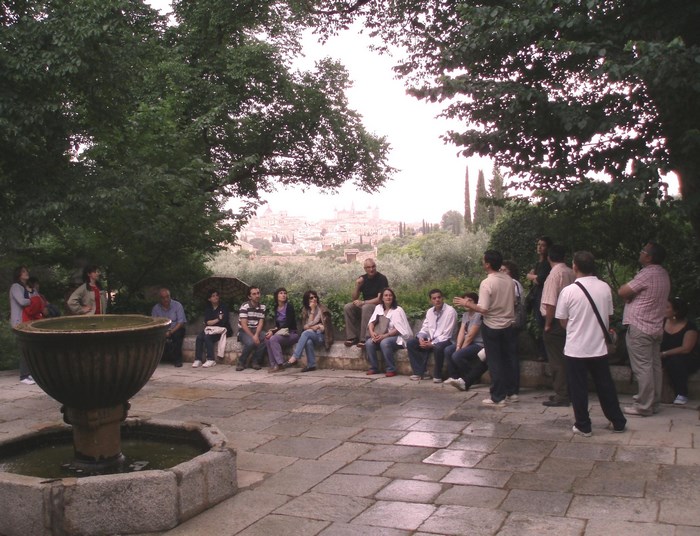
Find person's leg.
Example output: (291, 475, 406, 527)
(343, 302, 360, 342)
(252, 330, 268, 366)
(203, 333, 218, 362)
(444, 344, 458, 378)
(650, 333, 663, 406)
(379, 336, 400, 372)
(406, 337, 428, 376)
(461, 345, 488, 387)
(482, 324, 506, 402)
(359, 303, 376, 342)
(565, 356, 592, 434)
(237, 331, 255, 368)
(18, 355, 31, 380)
(171, 329, 185, 366)
(305, 331, 324, 368)
(432, 340, 452, 380)
(663, 355, 689, 397)
(266, 334, 285, 366)
(589, 357, 626, 431)
(626, 325, 655, 413)
(194, 331, 206, 362)
(502, 325, 519, 396)
(365, 339, 380, 372)
(543, 322, 569, 401)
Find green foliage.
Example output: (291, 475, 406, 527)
(440, 210, 463, 235)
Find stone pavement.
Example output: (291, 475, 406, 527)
(1, 365, 699, 536)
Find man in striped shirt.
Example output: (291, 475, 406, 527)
(618, 242, 671, 416)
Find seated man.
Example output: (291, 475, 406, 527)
(407, 288, 457, 382)
(236, 286, 267, 370)
(444, 292, 487, 391)
(151, 288, 187, 367)
(343, 258, 388, 348)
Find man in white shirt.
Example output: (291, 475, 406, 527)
(406, 289, 457, 382)
(555, 251, 626, 437)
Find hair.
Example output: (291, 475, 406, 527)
(273, 287, 287, 307)
(381, 287, 398, 309)
(302, 290, 320, 310)
(26, 276, 39, 289)
(537, 236, 553, 248)
(82, 265, 102, 289)
(572, 251, 596, 275)
(248, 286, 260, 299)
(206, 288, 219, 299)
(645, 241, 666, 264)
(483, 250, 503, 271)
(501, 260, 520, 280)
(463, 291, 479, 304)
(669, 297, 689, 320)
(548, 244, 567, 263)
(428, 288, 443, 299)
(12, 266, 28, 284)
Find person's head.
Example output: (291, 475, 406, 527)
(547, 244, 567, 264)
(666, 297, 689, 321)
(82, 265, 101, 286)
(248, 286, 261, 304)
(536, 236, 552, 257)
(363, 258, 378, 278)
(158, 288, 172, 308)
(572, 251, 595, 276)
(462, 291, 479, 307)
(273, 287, 288, 307)
(500, 260, 520, 280)
(428, 288, 444, 309)
(483, 250, 503, 272)
(13, 266, 29, 284)
(302, 290, 320, 309)
(27, 276, 40, 291)
(381, 287, 398, 309)
(206, 289, 220, 306)
(640, 241, 666, 265)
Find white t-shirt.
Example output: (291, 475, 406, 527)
(555, 276, 612, 358)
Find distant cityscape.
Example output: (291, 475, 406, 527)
(236, 204, 411, 255)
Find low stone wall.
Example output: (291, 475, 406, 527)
(181, 336, 700, 400)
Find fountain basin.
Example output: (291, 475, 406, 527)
(0, 419, 237, 536)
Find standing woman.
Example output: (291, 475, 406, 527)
(265, 288, 299, 372)
(9, 266, 36, 384)
(286, 290, 334, 372)
(365, 287, 413, 377)
(660, 297, 699, 405)
(67, 265, 107, 315)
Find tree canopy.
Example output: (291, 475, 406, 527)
(309, 0, 700, 239)
(1, 0, 392, 298)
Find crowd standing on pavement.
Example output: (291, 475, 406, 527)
(7, 240, 699, 438)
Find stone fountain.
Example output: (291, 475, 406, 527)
(0, 315, 237, 536)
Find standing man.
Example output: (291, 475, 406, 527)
(556, 251, 627, 436)
(541, 245, 576, 407)
(618, 242, 671, 416)
(527, 236, 552, 360)
(406, 289, 457, 381)
(236, 286, 267, 371)
(151, 288, 187, 367)
(343, 258, 388, 348)
(458, 250, 517, 407)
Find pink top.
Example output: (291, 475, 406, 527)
(622, 264, 670, 336)
(540, 262, 575, 316)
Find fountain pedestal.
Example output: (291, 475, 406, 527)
(63, 403, 129, 468)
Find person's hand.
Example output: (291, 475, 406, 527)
(353, 299, 364, 307)
(253, 335, 260, 344)
(371, 333, 382, 343)
(265, 331, 273, 340)
(355, 276, 364, 287)
(544, 323, 552, 333)
(81, 305, 91, 314)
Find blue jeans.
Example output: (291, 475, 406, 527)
(195, 330, 220, 362)
(293, 330, 325, 367)
(406, 338, 452, 377)
(445, 342, 487, 388)
(366, 336, 401, 372)
(238, 330, 268, 366)
(481, 324, 518, 402)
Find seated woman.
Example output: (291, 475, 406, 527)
(285, 290, 334, 372)
(265, 288, 299, 373)
(193, 289, 231, 368)
(661, 297, 699, 405)
(444, 292, 486, 391)
(365, 287, 413, 377)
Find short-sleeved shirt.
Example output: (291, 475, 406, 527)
(359, 272, 389, 301)
(239, 300, 266, 330)
(478, 271, 515, 329)
(461, 312, 484, 347)
(622, 264, 670, 336)
(540, 262, 575, 316)
(151, 299, 187, 327)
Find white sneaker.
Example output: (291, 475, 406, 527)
(202, 360, 216, 368)
(482, 398, 507, 408)
(572, 425, 592, 438)
(409, 375, 422, 381)
(192, 360, 202, 368)
(673, 395, 688, 405)
(444, 378, 466, 391)
(507, 394, 519, 403)
(433, 378, 443, 384)
(20, 377, 36, 385)
(632, 394, 639, 401)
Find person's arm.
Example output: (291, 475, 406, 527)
(544, 303, 557, 332)
(617, 283, 637, 301)
(11, 284, 31, 308)
(254, 307, 265, 338)
(351, 275, 363, 302)
(662, 329, 698, 358)
(67, 286, 90, 315)
(454, 322, 466, 350)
